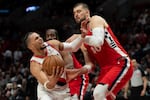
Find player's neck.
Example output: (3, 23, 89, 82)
(34, 49, 46, 57)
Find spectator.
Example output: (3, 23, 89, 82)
(123, 59, 148, 100)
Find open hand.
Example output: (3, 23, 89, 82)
(47, 66, 64, 80)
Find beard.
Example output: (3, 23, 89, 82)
(75, 16, 86, 24)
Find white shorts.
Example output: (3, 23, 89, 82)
(37, 83, 72, 100)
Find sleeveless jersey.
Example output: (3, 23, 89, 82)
(84, 26, 128, 67)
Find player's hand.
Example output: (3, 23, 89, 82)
(80, 18, 89, 38)
(48, 66, 64, 80)
(45, 66, 64, 89)
(123, 92, 128, 99)
(140, 90, 146, 96)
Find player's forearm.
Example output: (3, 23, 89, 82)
(44, 79, 58, 91)
(142, 77, 148, 91)
(84, 27, 104, 47)
(74, 67, 88, 77)
(62, 36, 84, 52)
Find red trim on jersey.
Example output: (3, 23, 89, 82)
(33, 55, 45, 58)
(30, 60, 42, 65)
(84, 26, 128, 67)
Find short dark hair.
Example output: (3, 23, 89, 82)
(24, 32, 34, 48)
(46, 29, 58, 36)
(46, 29, 59, 40)
(73, 3, 89, 10)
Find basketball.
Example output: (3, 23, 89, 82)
(42, 55, 65, 75)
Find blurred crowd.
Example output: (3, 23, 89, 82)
(0, 1, 150, 100)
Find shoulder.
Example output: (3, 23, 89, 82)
(47, 40, 61, 49)
(90, 15, 106, 23)
(90, 15, 108, 28)
(91, 15, 105, 21)
(30, 61, 41, 73)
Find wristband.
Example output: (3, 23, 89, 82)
(84, 65, 92, 73)
(44, 80, 54, 91)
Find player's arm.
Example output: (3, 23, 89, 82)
(47, 39, 81, 52)
(48, 35, 84, 52)
(65, 44, 94, 82)
(80, 44, 94, 74)
(82, 16, 105, 47)
(30, 61, 62, 91)
(47, 36, 85, 52)
(141, 76, 148, 96)
(60, 51, 74, 69)
(140, 68, 148, 96)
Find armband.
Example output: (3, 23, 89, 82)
(63, 36, 84, 52)
(44, 81, 54, 91)
(84, 27, 104, 47)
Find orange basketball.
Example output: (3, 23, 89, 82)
(42, 55, 65, 75)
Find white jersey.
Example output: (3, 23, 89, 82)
(30, 42, 71, 100)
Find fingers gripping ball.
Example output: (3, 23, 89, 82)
(42, 55, 65, 75)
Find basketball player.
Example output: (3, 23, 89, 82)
(71, 3, 133, 100)
(45, 28, 90, 100)
(24, 32, 92, 100)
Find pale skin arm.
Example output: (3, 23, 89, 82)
(65, 44, 94, 82)
(80, 44, 94, 73)
(65, 34, 95, 73)
(89, 15, 106, 28)
(47, 37, 83, 52)
(46, 22, 87, 52)
(60, 51, 74, 69)
(30, 61, 63, 89)
(141, 76, 148, 96)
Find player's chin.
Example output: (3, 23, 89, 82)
(75, 18, 81, 23)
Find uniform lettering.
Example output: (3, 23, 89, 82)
(105, 32, 117, 48)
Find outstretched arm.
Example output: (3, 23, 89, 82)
(61, 35, 85, 52)
(58, 19, 89, 52)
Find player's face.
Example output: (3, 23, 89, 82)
(29, 32, 44, 50)
(46, 30, 57, 41)
(131, 59, 137, 68)
(73, 5, 87, 24)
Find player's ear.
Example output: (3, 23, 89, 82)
(85, 9, 90, 17)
